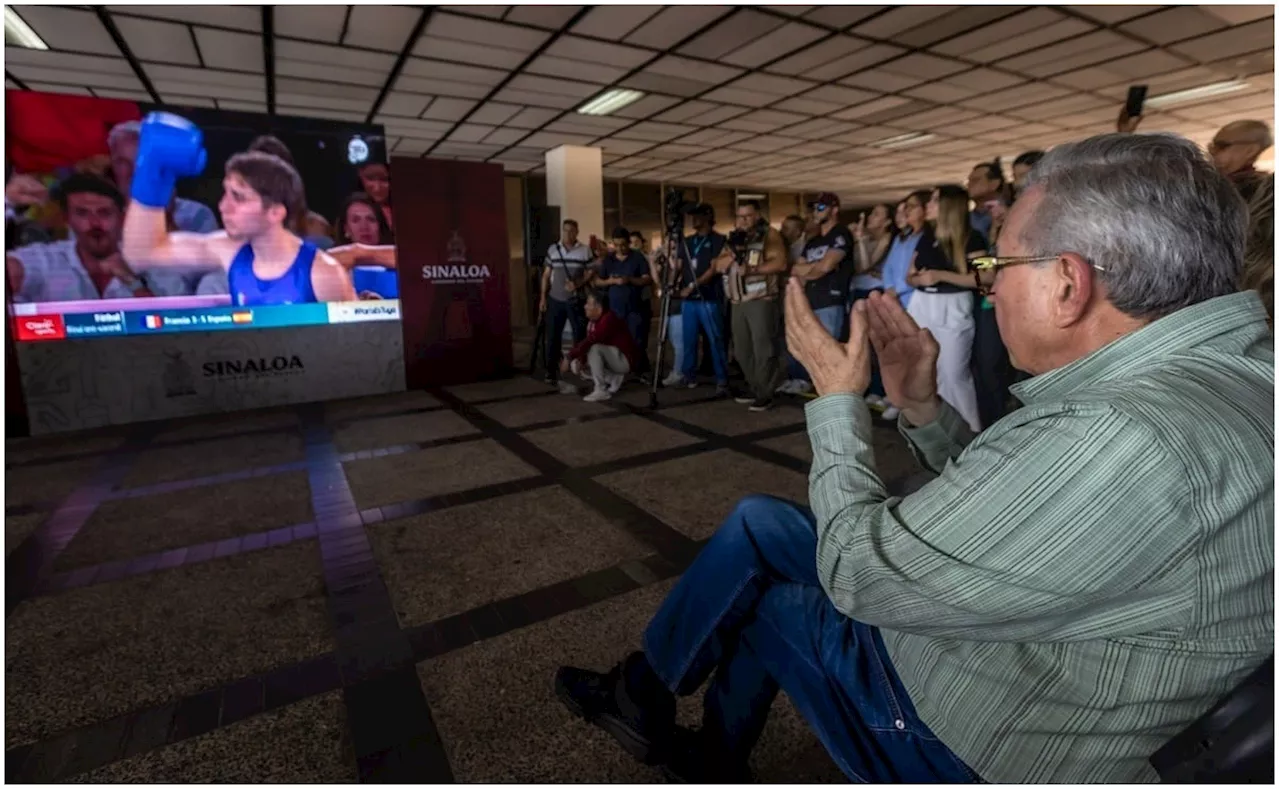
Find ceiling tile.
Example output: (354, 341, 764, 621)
(400, 58, 507, 87)
(344, 5, 422, 52)
(519, 131, 601, 148)
(1012, 35, 1148, 78)
(610, 93, 682, 119)
(421, 97, 477, 121)
(116, 16, 201, 66)
(425, 12, 551, 52)
(831, 95, 912, 121)
(803, 84, 877, 106)
(717, 110, 800, 132)
(275, 40, 396, 72)
(397, 75, 492, 100)
(942, 68, 1026, 94)
(626, 5, 733, 49)
(504, 5, 584, 30)
(726, 72, 817, 96)
(492, 87, 579, 109)
(1064, 5, 1154, 25)
(598, 137, 656, 155)
(505, 106, 561, 129)
(678, 9, 787, 59)
(5, 50, 134, 76)
(276, 78, 375, 102)
(468, 102, 524, 126)
(507, 74, 600, 99)
(933, 9, 1094, 63)
(546, 35, 653, 68)
(852, 5, 960, 39)
(621, 73, 706, 98)
(14, 7, 120, 55)
(803, 5, 888, 29)
(413, 35, 530, 69)
(526, 55, 628, 84)
(681, 127, 754, 146)
(276, 93, 371, 113)
(543, 114, 631, 134)
(719, 20, 829, 68)
(107, 6, 260, 30)
(644, 55, 744, 86)
(805, 41, 905, 81)
(1170, 19, 1273, 62)
(614, 121, 699, 143)
(1120, 7, 1228, 45)
(275, 5, 346, 43)
(193, 28, 264, 72)
(12, 68, 142, 92)
(379, 93, 433, 118)
(570, 5, 663, 40)
(702, 86, 778, 108)
(902, 82, 978, 103)
(895, 5, 1023, 47)
(447, 123, 496, 143)
(1202, 5, 1276, 26)
(772, 96, 843, 115)
(840, 68, 925, 92)
(881, 53, 969, 80)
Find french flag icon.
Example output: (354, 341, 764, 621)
(144, 315, 163, 330)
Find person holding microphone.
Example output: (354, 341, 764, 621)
(121, 113, 355, 306)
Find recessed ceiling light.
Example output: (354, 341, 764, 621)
(578, 89, 644, 116)
(4, 8, 47, 50)
(872, 132, 937, 150)
(1145, 80, 1250, 109)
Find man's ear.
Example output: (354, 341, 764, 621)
(1053, 252, 1094, 327)
(268, 202, 289, 226)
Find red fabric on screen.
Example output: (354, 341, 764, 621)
(5, 90, 142, 173)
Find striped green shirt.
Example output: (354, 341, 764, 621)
(805, 291, 1273, 782)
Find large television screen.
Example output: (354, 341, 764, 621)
(5, 91, 400, 342)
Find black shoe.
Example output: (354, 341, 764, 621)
(554, 652, 675, 765)
(748, 397, 774, 412)
(714, 384, 731, 398)
(543, 373, 556, 384)
(661, 726, 754, 783)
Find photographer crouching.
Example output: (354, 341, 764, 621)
(715, 200, 790, 412)
(560, 289, 641, 403)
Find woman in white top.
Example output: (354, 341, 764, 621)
(906, 185, 986, 432)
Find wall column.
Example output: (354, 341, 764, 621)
(545, 145, 604, 243)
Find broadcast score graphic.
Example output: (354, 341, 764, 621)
(5, 91, 401, 343)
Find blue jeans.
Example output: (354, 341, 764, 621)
(621, 309, 649, 374)
(546, 298, 587, 381)
(667, 310, 684, 377)
(680, 300, 728, 384)
(642, 495, 979, 782)
(785, 304, 847, 382)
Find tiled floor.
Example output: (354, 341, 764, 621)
(5, 375, 922, 782)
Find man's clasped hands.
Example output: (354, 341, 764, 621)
(783, 278, 942, 426)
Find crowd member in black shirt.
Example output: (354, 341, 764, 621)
(906, 184, 985, 431)
(779, 192, 854, 396)
(589, 227, 652, 372)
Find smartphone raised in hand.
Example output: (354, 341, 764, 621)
(1125, 84, 1148, 120)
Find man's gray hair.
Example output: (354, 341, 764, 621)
(1021, 132, 1247, 320)
(106, 120, 141, 153)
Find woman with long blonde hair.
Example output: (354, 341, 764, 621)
(906, 184, 986, 431)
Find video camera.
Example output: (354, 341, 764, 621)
(663, 188, 698, 237)
(727, 218, 769, 267)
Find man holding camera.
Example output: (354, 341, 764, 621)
(714, 200, 789, 412)
(669, 203, 729, 394)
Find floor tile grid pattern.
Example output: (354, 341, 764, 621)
(5, 381, 870, 782)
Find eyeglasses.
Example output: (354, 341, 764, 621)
(813, 203, 829, 211)
(970, 255, 1106, 295)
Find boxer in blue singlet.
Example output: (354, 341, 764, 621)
(227, 238, 318, 306)
(121, 113, 356, 305)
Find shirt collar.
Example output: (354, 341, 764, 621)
(1012, 291, 1269, 404)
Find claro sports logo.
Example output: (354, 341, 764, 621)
(421, 264, 491, 284)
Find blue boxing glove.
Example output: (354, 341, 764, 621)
(130, 112, 207, 208)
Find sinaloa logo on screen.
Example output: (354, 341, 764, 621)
(421, 230, 490, 284)
(202, 355, 304, 379)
